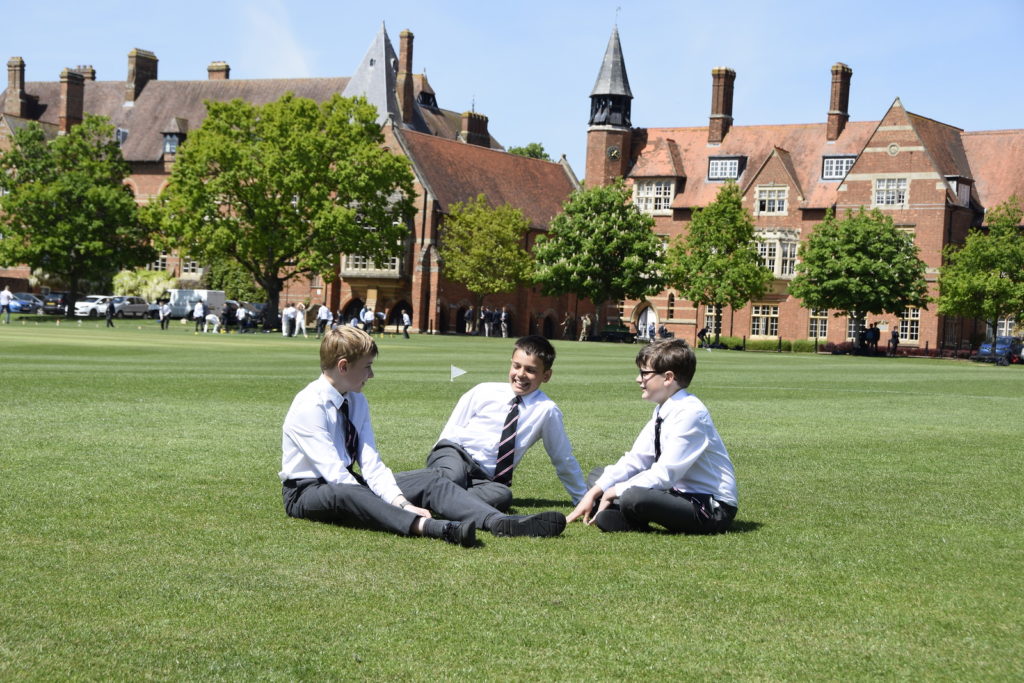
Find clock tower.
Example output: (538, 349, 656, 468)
(585, 27, 633, 188)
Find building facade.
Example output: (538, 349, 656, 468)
(586, 28, 1024, 352)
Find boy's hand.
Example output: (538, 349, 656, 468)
(566, 486, 603, 525)
(404, 504, 432, 518)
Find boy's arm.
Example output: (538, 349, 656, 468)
(350, 399, 405, 506)
(436, 385, 479, 443)
(540, 407, 587, 504)
(282, 401, 363, 486)
(614, 409, 706, 493)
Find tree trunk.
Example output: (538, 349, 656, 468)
(713, 305, 723, 346)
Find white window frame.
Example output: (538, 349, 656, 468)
(633, 179, 675, 214)
(996, 316, 1017, 337)
(822, 156, 856, 180)
(181, 257, 200, 274)
(146, 250, 169, 272)
(751, 304, 779, 337)
(704, 305, 722, 334)
(899, 308, 920, 342)
(808, 308, 828, 339)
(755, 185, 788, 215)
(846, 312, 861, 341)
(874, 177, 908, 206)
(755, 229, 800, 279)
(708, 157, 741, 180)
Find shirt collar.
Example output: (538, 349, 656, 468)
(654, 388, 690, 419)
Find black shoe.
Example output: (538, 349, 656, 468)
(490, 511, 566, 538)
(440, 520, 476, 547)
(594, 508, 633, 532)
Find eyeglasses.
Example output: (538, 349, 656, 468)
(638, 369, 662, 380)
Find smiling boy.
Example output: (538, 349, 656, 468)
(426, 335, 586, 511)
(566, 338, 738, 534)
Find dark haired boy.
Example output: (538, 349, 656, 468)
(426, 335, 586, 511)
(280, 327, 566, 546)
(567, 338, 738, 533)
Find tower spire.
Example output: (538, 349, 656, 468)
(589, 26, 632, 128)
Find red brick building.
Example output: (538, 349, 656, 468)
(586, 28, 1024, 351)
(1, 26, 583, 336)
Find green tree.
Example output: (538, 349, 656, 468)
(112, 268, 177, 303)
(439, 194, 533, 309)
(202, 258, 264, 303)
(937, 196, 1024, 338)
(664, 182, 772, 343)
(533, 179, 664, 329)
(151, 93, 416, 314)
(789, 207, 930, 332)
(0, 116, 152, 314)
(507, 142, 552, 161)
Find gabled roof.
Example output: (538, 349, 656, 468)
(342, 23, 401, 127)
(743, 146, 805, 201)
(591, 27, 632, 98)
(962, 129, 1024, 209)
(399, 129, 576, 228)
(628, 137, 684, 178)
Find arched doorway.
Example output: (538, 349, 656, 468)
(542, 315, 555, 339)
(637, 305, 658, 341)
(341, 299, 363, 326)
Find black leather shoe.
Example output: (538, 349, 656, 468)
(490, 511, 566, 538)
(594, 508, 633, 532)
(440, 520, 476, 547)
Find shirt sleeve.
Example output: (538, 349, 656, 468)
(349, 399, 404, 505)
(540, 406, 587, 504)
(437, 386, 477, 442)
(594, 418, 656, 492)
(616, 408, 708, 493)
(282, 399, 362, 486)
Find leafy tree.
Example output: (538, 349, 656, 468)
(0, 116, 152, 314)
(533, 179, 663, 329)
(151, 93, 416, 314)
(202, 258, 264, 303)
(112, 268, 177, 302)
(789, 207, 929, 331)
(507, 142, 551, 161)
(439, 194, 533, 309)
(937, 196, 1024, 338)
(664, 182, 772, 343)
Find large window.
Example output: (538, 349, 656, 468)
(996, 316, 1017, 336)
(667, 293, 675, 319)
(751, 304, 779, 336)
(846, 313, 862, 341)
(708, 157, 744, 181)
(874, 178, 908, 206)
(899, 308, 920, 342)
(633, 179, 675, 214)
(343, 254, 400, 272)
(808, 308, 828, 339)
(755, 186, 787, 215)
(181, 257, 200, 274)
(755, 229, 800, 279)
(704, 305, 722, 334)
(146, 250, 168, 272)
(822, 156, 856, 180)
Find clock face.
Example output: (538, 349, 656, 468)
(607, 145, 621, 160)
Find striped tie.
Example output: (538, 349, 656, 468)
(494, 396, 521, 485)
(339, 399, 360, 472)
(654, 416, 664, 462)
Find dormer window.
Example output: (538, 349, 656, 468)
(163, 133, 184, 155)
(822, 155, 856, 180)
(708, 156, 745, 181)
(634, 179, 675, 214)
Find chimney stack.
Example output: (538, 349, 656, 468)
(708, 67, 735, 144)
(125, 48, 158, 105)
(460, 111, 490, 147)
(207, 61, 230, 80)
(74, 65, 96, 81)
(59, 68, 85, 134)
(396, 30, 415, 124)
(827, 62, 852, 141)
(5, 57, 27, 117)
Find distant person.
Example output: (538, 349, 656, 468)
(295, 303, 309, 338)
(159, 301, 172, 330)
(204, 313, 220, 334)
(561, 312, 573, 340)
(105, 299, 115, 328)
(315, 304, 333, 338)
(866, 323, 880, 354)
(647, 321, 656, 341)
(567, 339, 738, 534)
(280, 326, 566, 544)
(888, 329, 900, 357)
(697, 326, 709, 348)
(500, 307, 510, 338)
(579, 314, 591, 342)
(360, 305, 374, 334)
(464, 307, 475, 335)
(1, 285, 14, 324)
(282, 304, 297, 338)
(193, 300, 205, 333)
(426, 335, 586, 512)
(236, 304, 249, 333)
(402, 310, 411, 339)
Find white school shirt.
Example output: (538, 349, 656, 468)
(595, 388, 738, 507)
(316, 306, 333, 322)
(436, 382, 586, 503)
(280, 376, 403, 505)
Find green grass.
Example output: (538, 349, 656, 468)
(1, 319, 1022, 680)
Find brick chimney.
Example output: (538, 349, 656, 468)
(396, 30, 415, 124)
(208, 61, 230, 80)
(460, 111, 490, 147)
(74, 65, 96, 81)
(827, 62, 852, 141)
(708, 67, 735, 144)
(5, 57, 27, 117)
(59, 68, 85, 134)
(125, 49, 158, 105)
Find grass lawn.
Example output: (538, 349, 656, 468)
(1, 318, 1022, 680)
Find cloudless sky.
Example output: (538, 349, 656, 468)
(6, 0, 1022, 174)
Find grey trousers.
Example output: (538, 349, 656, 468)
(426, 440, 513, 512)
(282, 468, 503, 536)
(588, 467, 736, 534)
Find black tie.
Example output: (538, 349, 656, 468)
(494, 396, 521, 485)
(339, 399, 360, 473)
(654, 416, 664, 462)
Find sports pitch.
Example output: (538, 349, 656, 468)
(1, 321, 1021, 679)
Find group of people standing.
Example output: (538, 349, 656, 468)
(857, 323, 900, 356)
(462, 306, 510, 338)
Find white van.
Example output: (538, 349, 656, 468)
(166, 289, 226, 318)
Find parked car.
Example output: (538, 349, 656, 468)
(107, 295, 150, 318)
(10, 292, 44, 314)
(972, 336, 1022, 366)
(42, 292, 71, 315)
(74, 295, 112, 317)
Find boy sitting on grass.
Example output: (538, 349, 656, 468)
(426, 335, 586, 511)
(566, 338, 738, 534)
(280, 327, 566, 546)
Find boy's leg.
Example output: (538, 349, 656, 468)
(283, 478, 418, 536)
(617, 488, 736, 534)
(427, 440, 512, 512)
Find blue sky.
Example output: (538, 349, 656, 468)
(6, 0, 1022, 174)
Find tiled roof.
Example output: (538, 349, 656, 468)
(399, 129, 575, 228)
(962, 129, 1024, 210)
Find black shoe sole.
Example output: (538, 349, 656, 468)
(492, 511, 566, 538)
